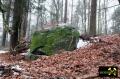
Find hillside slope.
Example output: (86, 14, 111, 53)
(0, 34, 120, 79)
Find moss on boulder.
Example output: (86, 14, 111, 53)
(30, 26, 80, 55)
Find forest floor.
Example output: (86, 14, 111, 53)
(0, 34, 120, 79)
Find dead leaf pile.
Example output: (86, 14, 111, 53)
(1, 34, 120, 79)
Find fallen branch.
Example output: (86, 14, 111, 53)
(0, 64, 22, 77)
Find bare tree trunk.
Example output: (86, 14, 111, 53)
(64, 0, 68, 23)
(36, 0, 44, 30)
(56, 0, 60, 25)
(2, 13, 6, 47)
(104, 0, 108, 34)
(21, 13, 28, 38)
(89, 0, 97, 35)
(98, 0, 101, 34)
(2, 0, 11, 47)
(82, 9, 84, 32)
(2, 27, 7, 46)
(61, 0, 63, 22)
(26, 0, 31, 39)
(71, 0, 73, 25)
(87, 0, 91, 34)
(83, 0, 87, 33)
(52, 0, 60, 25)
(20, 0, 29, 39)
(36, 0, 41, 30)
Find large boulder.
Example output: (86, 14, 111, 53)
(30, 26, 80, 55)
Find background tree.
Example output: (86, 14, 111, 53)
(104, 0, 108, 34)
(0, 0, 13, 47)
(64, 0, 68, 23)
(36, 0, 46, 30)
(72, 0, 82, 30)
(83, 0, 87, 33)
(111, 6, 120, 33)
(20, 0, 30, 39)
(87, 0, 91, 33)
(50, 0, 63, 26)
(71, 0, 73, 25)
(26, 0, 32, 40)
(118, 0, 120, 4)
(89, 0, 97, 35)
(97, 0, 101, 34)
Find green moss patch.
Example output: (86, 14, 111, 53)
(30, 26, 80, 55)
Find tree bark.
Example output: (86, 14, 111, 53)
(10, 0, 24, 50)
(89, 0, 97, 35)
(61, 0, 63, 22)
(26, 0, 31, 40)
(98, 0, 101, 34)
(87, 0, 91, 34)
(64, 0, 68, 23)
(2, 0, 12, 47)
(83, 0, 87, 33)
(20, 0, 29, 38)
(36, 0, 44, 30)
(36, 0, 41, 30)
(71, 0, 73, 25)
(52, 0, 60, 25)
(104, 0, 108, 34)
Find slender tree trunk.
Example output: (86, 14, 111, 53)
(2, 0, 11, 47)
(64, 0, 68, 23)
(27, 12, 31, 39)
(36, 0, 44, 30)
(83, 0, 87, 33)
(36, 0, 41, 30)
(89, 0, 97, 35)
(71, 0, 73, 25)
(20, 0, 29, 38)
(82, 9, 84, 32)
(87, 0, 91, 34)
(98, 0, 101, 34)
(2, 28, 7, 46)
(52, 0, 60, 25)
(61, 0, 63, 22)
(26, 0, 31, 40)
(56, 0, 60, 25)
(104, 0, 108, 34)
(2, 13, 6, 47)
(21, 13, 28, 38)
